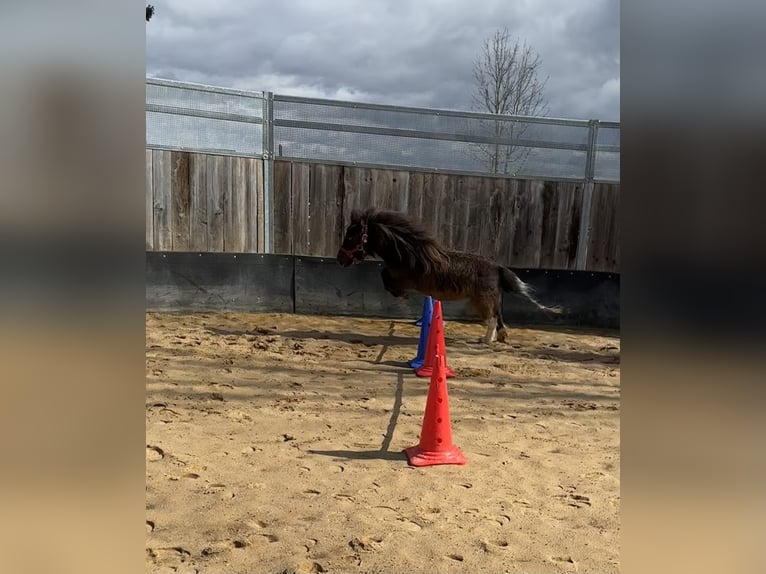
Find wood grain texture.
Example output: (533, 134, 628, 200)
(393, 171, 410, 213)
(256, 160, 265, 252)
(491, 178, 515, 266)
(146, 149, 153, 250)
(170, 151, 191, 251)
(292, 162, 311, 255)
(586, 182, 620, 272)
(406, 172, 425, 222)
(273, 160, 293, 255)
(206, 155, 227, 252)
(151, 150, 172, 251)
(147, 154, 617, 271)
(538, 181, 560, 269)
(309, 163, 342, 257)
(189, 153, 208, 252)
(225, 156, 247, 252)
(553, 182, 583, 270)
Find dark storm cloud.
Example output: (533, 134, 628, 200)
(147, 0, 619, 121)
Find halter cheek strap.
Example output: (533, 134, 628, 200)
(339, 221, 368, 263)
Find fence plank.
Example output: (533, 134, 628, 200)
(393, 171, 410, 213)
(152, 150, 172, 251)
(587, 183, 620, 272)
(538, 182, 560, 269)
(564, 184, 585, 269)
(256, 159, 265, 252)
(170, 151, 191, 251)
(146, 149, 153, 250)
(492, 178, 515, 266)
(273, 160, 293, 255)
(508, 181, 544, 267)
(225, 157, 247, 252)
(372, 168, 395, 210)
(479, 177, 505, 260)
(292, 162, 311, 255)
(189, 153, 208, 252)
(509, 179, 543, 267)
(406, 172, 425, 222)
(243, 158, 257, 253)
(421, 173, 444, 241)
(206, 155, 227, 252)
(309, 163, 342, 257)
(457, 176, 480, 253)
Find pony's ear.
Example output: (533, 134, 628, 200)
(350, 207, 376, 224)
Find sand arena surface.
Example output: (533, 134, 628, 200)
(146, 312, 620, 574)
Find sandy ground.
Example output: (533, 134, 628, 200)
(146, 312, 620, 574)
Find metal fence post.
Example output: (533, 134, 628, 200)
(262, 92, 275, 253)
(575, 119, 600, 271)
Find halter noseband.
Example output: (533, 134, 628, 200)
(339, 221, 368, 263)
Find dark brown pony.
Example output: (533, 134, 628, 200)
(337, 207, 562, 343)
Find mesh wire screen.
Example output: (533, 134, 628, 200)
(274, 125, 587, 179)
(147, 81, 264, 117)
(144, 79, 620, 181)
(594, 125, 620, 181)
(274, 99, 589, 146)
(146, 81, 264, 156)
(274, 99, 594, 179)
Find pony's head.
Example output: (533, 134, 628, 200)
(337, 208, 449, 273)
(337, 211, 370, 266)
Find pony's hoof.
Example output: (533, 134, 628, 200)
(496, 329, 508, 343)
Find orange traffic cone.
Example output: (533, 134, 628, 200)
(415, 300, 455, 378)
(405, 353, 466, 467)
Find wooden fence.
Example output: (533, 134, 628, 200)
(146, 149, 266, 253)
(146, 150, 619, 273)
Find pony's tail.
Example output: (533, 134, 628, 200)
(498, 267, 563, 315)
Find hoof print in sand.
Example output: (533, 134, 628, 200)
(281, 561, 326, 574)
(550, 555, 577, 569)
(568, 494, 591, 508)
(146, 445, 165, 461)
(349, 536, 382, 552)
(480, 539, 510, 553)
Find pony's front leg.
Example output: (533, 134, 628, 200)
(381, 268, 407, 298)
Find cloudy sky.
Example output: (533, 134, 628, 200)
(146, 0, 619, 122)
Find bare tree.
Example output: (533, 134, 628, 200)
(471, 28, 549, 175)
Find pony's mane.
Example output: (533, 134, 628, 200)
(351, 208, 449, 273)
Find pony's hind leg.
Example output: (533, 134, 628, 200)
(483, 318, 498, 344)
(495, 297, 508, 343)
(471, 296, 497, 344)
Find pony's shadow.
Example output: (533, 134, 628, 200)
(307, 449, 408, 462)
(279, 330, 418, 347)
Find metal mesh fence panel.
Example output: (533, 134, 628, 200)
(273, 97, 595, 179)
(594, 125, 620, 181)
(145, 79, 619, 182)
(274, 124, 587, 179)
(146, 79, 264, 156)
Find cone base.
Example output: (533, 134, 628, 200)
(404, 444, 466, 467)
(409, 357, 425, 369)
(415, 365, 456, 378)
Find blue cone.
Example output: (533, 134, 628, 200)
(409, 296, 434, 369)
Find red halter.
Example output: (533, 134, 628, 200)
(339, 222, 368, 264)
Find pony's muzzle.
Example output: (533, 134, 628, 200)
(337, 251, 353, 267)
